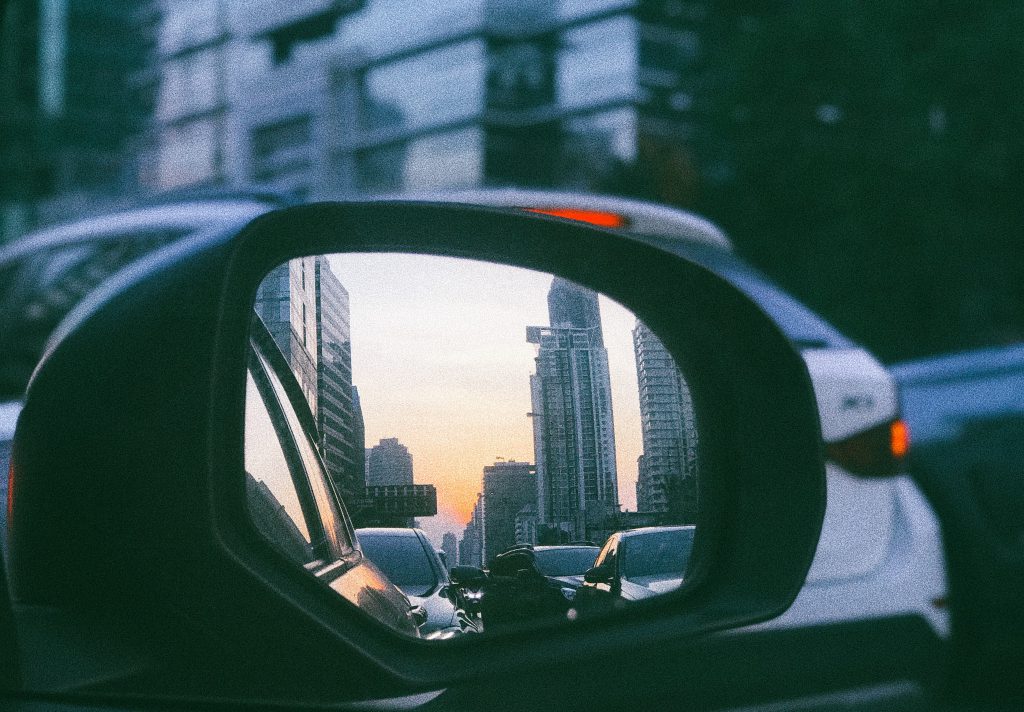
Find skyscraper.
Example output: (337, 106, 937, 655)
(366, 438, 414, 486)
(527, 278, 618, 542)
(481, 460, 536, 562)
(440, 532, 458, 572)
(459, 494, 484, 567)
(253, 256, 318, 412)
(314, 258, 359, 501)
(351, 385, 366, 486)
(633, 321, 699, 523)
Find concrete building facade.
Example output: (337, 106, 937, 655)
(366, 437, 414, 486)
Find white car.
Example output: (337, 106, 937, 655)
(430, 188, 949, 638)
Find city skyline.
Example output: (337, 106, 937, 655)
(326, 253, 646, 531)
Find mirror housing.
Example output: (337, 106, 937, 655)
(584, 564, 613, 585)
(8, 200, 826, 704)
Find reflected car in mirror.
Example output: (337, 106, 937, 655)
(576, 525, 696, 613)
(355, 527, 482, 638)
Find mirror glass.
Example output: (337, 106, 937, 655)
(245, 253, 702, 639)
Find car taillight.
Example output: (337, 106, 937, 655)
(523, 207, 628, 229)
(825, 419, 910, 477)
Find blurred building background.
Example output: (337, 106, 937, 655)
(3, 0, 1022, 361)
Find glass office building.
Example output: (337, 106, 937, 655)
(151, 0, 708, 200)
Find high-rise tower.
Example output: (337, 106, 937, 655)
(527, 278, 617, 542)
(633, 321, 699, 522)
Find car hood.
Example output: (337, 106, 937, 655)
(549, 574, 585, 589)
(620, 575, 685, 600)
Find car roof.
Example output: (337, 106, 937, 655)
(399, 187, 734, 250)
(619, 525, 696, 539)
(0, 198, 272, 268)
(892, 342, 1024, 385)
(355, 527, 425, 538)
(533, 545, 600, 550)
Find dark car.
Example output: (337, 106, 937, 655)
(894, 344, 1024, 695)
(529, 545, 602, 601)
(451, 544, 599, 632)
(576, 526, 696, 611)
(356, 527, 481, 639)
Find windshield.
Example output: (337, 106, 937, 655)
(532, 548, 600, 577)
(621, 529, 695, 580)
(357, 533, 438, 597)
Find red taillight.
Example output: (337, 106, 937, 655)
(523, 207, 628, 229)
(825, 419, 910, 477)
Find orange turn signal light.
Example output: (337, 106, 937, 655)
(890, 419, 910, 459)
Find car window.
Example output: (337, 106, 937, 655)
(533, 548, 600, 577)
(357, 533, 438, 597)
(621, 529, 694, 580)
(251, 345, 355, 558)
(244, 368, 319, 566)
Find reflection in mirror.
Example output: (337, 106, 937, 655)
(245, 253, 701, 640)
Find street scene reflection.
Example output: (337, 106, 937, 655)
(246, 253, 700, 637)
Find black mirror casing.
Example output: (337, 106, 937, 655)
(583, 565, 612, 585)
(7, 201, 826, 705)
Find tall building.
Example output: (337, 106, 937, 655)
(633, 320, 699, 522)
(482, 460, 536, 561)
(527, 278, 618, 542)
(459, 493, 484, 567)
(366, 437, 414, 486)
(351, 385, 366, 485)
(440, 532, 458, 571)
(314, 258, 360, 501)
(140, 0, 717, 203)
(253, 256, 319, 412)
(1, 0, 159, 243)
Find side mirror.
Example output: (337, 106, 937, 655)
(450, 565, 487, 588)
(9, 200, 826, 705)
(584, 564, 613, 585)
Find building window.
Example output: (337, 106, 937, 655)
(557, 16, 637, 110)
(356, 127, 483, 193)
(342, 0, 485, 58)
(157, 47, 222, 122)
(160, 0, 221, 55)
(360, 40, 485, 135)
(557, 0, 633, 22)
(157, 118, 221, 189)
(403, 127, 483, 191)
(251, 116, 312, 181)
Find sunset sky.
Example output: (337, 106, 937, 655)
(328, 253, 645, 546)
